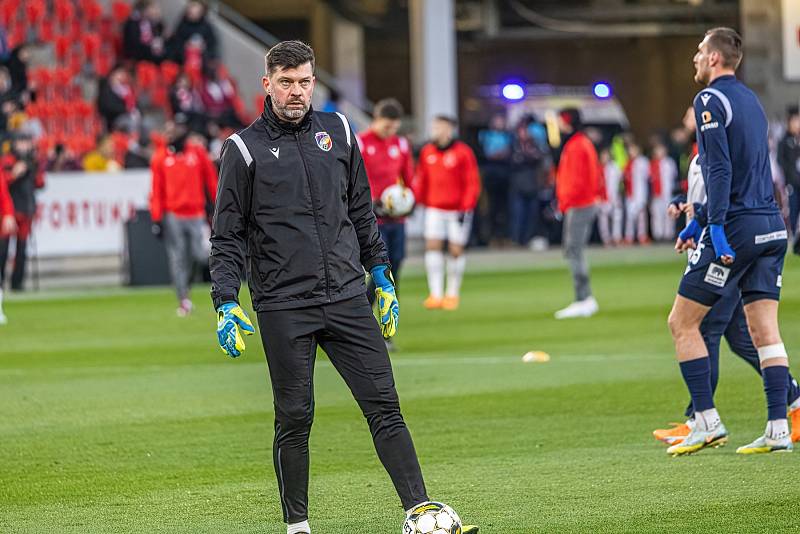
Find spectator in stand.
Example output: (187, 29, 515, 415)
(97, 65, 139, 131)
(649, 141, 678, 241)
(124, 132, 153, 168)
(167, 1, 218, 65)
(554, 108, 601, 319)
(199, 65, 241, 129)
(623, 141, 650, 245)
(2, 44, 31, 95)
(0, 66, 20, 133)
(508, 117, 545, 246)
(477, 113, 513, 246)
(0, 162, 14, 324)
(83, 135, 122, 172)
(149, 118, 217, 316)
(597, 147, 623, 246)
(46, 144, 82, 172)
(778, 107, 800, 235)
(169, 72, 205, 132)
(0, 133, 38, 292)
(122, 0, 166, 64)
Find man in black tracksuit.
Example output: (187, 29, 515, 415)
(209, 41, 436, 534)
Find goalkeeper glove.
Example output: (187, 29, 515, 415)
(709, 224, 735, 263)
(678, 218, 702, 244)
(216, 302, 255, 357)
(370, 265, 399, 339)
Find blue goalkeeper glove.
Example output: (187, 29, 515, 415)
(678, 218, 702, 244)
(216, 302, 255, 357)
(370, 265, 399, 339)
(709, 223, 735, 264)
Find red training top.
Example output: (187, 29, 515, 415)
(413, 140, 481, 212)
(357, 129, 414, 222)
(556, 132, 601, 213)
(149, 142, 218, 222)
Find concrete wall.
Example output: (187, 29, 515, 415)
(740, 0, 800, 121)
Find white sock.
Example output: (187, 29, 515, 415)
(694, 408, 720, 431)
(445, 255, 466, 297)
(287, 520, 310, 534)
(425, 251, 445, 299)
(766, 419, 789, 440)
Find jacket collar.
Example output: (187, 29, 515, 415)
(710, 74, 736, 87)
(261, 96, 314, 140)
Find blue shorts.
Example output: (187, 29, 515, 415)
(679, 213, 787, 306)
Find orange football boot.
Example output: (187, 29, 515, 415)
(423, 296, 443, 310)
(653, 422, 691, 445)
(791, 406, 800, 443)
(441, 296, 460, 311)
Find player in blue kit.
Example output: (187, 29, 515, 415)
(653, 149, 800, 448)
(666, 27, 795, 455)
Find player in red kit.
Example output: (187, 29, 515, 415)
(358, 98, 414, 282)
(413, 115, 481, 311)
(0, 161, 16, 325)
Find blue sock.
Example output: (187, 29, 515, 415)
(679, 357, 714, 412)
(763, 366, 789, 420)
(787, 373, 800, 407)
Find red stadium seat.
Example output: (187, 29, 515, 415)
(160, 61, 181, 86)
(55, 35, 72, 62)
(136, 61, 159, 90)
(55, 0, 75, 27)
(111, 1, 131, 24)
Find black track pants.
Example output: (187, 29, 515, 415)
(257, 295, 428, 523)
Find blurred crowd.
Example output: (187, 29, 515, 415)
(470, 105, 800, 250)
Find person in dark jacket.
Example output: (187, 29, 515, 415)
(122, 0, 166, 63)
(96, 65, 138, 131)
(209, 40, 477, 534)
(0, 133, 38, 291)
(166, 1, 218, 64)
(777, 107, 800, 235)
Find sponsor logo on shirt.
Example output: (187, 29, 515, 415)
(702, 111, 712, 124)
(704, 263, 730, 288)
(700, 121, 719, 132)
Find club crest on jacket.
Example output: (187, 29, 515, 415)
(315, 132, 332, 152)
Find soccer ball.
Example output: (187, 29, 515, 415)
(403, 502, 462, 534)
(380, 183, 416, 217)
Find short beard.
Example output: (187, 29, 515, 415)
(273, 99, 309, 122)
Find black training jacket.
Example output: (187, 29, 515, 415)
(210, 100, 388, 311)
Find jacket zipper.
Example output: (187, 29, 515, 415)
(295, 131, 332, 301)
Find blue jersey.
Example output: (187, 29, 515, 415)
(693, 75, 778, 225)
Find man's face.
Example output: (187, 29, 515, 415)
(693, 36, 717, 85)
(789, 115, 800, 136)
(373, 117, 400, 139)
(430, 119, 453, 144)
(264, 62, 315, 122)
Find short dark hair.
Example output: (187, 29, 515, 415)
(705, 27, 743, 70)
(559, 107, 582, 130)
(374, 98, 403, 120)
(433, 115, 457, 126)
(265, 40, 315, 76)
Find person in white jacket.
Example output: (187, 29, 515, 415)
(624, 142, 650, 244)
(650, 142, 678, 241)
(598, 148, 623, 245)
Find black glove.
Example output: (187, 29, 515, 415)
(151, 222, 163, 239)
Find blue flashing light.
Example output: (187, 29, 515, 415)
(501, 83, 525, 101)
(593, 82, 611, 99)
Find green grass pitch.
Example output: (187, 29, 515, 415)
(2, 248, 799, 533)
